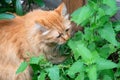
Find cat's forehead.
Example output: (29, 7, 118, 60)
(43, 12, 71, 31)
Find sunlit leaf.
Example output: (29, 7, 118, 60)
(96, 58, 117, 70)
(68, 40, 93, 62)
(102, 0, 118, 16)
(88, 65, 97, 80)
(38, 71, 47, 80)
(16, 0, 23, 15)
(67, 60, 84, 78)
(98, 22, 118, 46)
(46, 66, 59, 80)
(75, 72, 84, 80)
(29, 57, 40, 64)
(0, 13, 15, 20)
(71, 5, 95, 25)
(16, 61, 28, 74)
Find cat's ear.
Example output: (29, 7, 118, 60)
(55, 2, 67, 16)
(34, 22, 50, 35)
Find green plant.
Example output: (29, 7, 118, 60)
(68, 0, 120, 79)
(0, 0, 44, 20)
(16, 0, 120, 80)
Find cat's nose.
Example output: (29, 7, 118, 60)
(62, 34, 69, 41)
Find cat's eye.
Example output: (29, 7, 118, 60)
(65, 29, 69, 32)
(57, 34, 62, 38)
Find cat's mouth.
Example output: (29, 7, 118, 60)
(46, 41, 66, 46)
(46, 42, 58, 47)
(53, 43, 70, 55)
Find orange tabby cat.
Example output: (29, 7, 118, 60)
(0, 3, 71, 80)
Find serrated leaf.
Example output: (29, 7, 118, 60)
(71, 5, 94, 25)
(68, 40, 92, 62)
(75, 72, 84, 80)
(98, 22, 118, 46)
(67, 60, 84, 78)
(88, 65, 97, 80)
(96, 58, 117, 70)
(98, 44, 116, 59)
(16, 0, 23, 15)
(98, 45, 110, 59)
(0, 13, 15, 20)
(102, 0, 118, 16)
(16, 61, 28, 74)
(29, 57, 40, 64)
(68, 40, 81, 60)
(47, 66, 59, 80)
(38, 71, 47, 80)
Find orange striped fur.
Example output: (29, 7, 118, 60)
(0, 3, 71, 80)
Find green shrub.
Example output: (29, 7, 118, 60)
(3, 0, 120, 80)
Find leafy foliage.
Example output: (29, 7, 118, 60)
(0, 13, 15, 20)
(0, 0, 44, 19)
(1, 0, 119, 80)
(69, 0, 120, 80)
(16, 61, 28, 74)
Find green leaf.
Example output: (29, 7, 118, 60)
(103, 75, 112, 80)
(102, 0, 118, 16)
(97, 15, 109, 27)
(67, 60, 84, 78)
(87, 65, 97, 80)
(29, 57, 40, 64)
(47, 66, 59, 80)
(68, 40, 93, 62)
(0, 13, 15, 20)
(83, 28, 95, 42)
(30, 64, 40, 73)
(98, 44, 116, 59)
(16, 61, 28, 74)
(75, 72, 84, 80)
(98, 22, 118, 46)
(71, 4, 95, 25)
(96, 58, 117, 70)
(100, 70, 114, 80)
(115, 62, 120, 78)
(88, 43, 96, 51)
(38, 71, 47, 80)
(16, 0, 23, 15)
(29, 55, 47, 65)
(68, 40, 81, 60)
(34, 0, 45, 7)
(114, 22, 120, 31)
(98, 45, 110, 59)
(97, 8, 106, 19)
(5, 0, 12, 4)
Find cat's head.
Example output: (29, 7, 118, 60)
(34, 3, 71, 45)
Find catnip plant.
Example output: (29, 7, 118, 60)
(16, 0, 120, 80)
